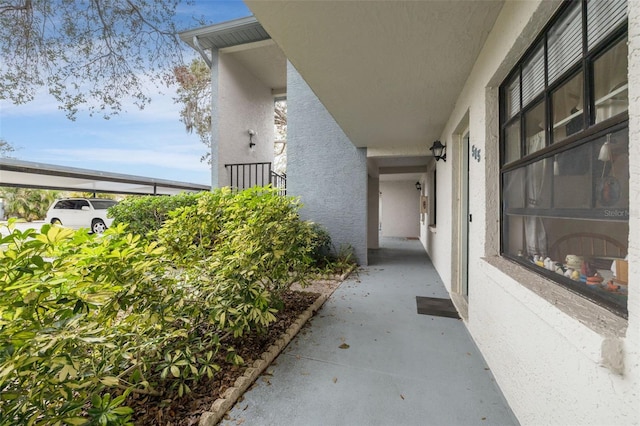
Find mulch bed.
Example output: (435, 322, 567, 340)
(129, 290, 320, 425)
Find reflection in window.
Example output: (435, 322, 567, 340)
(553, 144, 592, 209)
(552, 72, 583, 143)
(594, 39, 628, 124)
(499, 0, 630, 316)
(501, 128, 629, 314)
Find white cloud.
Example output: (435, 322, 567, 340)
(42, 148, 209, 172)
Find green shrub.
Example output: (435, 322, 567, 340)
(0, 187, 60, 221)
(158, 187, 318, 336)
(308, 223, 332, 262)
(0, 188, 328, 423)
(108, 192, 201, 237)
(0, 221, 224, 424)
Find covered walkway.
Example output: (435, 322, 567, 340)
(221, 237, 518, 425)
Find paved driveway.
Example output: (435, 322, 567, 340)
(0, 220, 46, 237)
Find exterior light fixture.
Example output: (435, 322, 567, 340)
(248, 129, 256, 148)
(429, 140, 446, 162)
(415, 181, 422, 191)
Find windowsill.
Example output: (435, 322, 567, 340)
(482, 256, 627, 339)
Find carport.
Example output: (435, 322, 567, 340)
(0, 158, 210, 195)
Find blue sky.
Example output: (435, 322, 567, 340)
(0, 1, 252, 186)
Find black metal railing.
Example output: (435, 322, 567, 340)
(270, 170, 287, 196)
(224, 162, 286, 195)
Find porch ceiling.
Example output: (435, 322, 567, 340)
(367, 155, 430, 179)
(179, 19, 287, 94)
(222, 41, 287, 93)
(244, 0, 504, 151)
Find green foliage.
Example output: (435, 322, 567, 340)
(304, 224, 357, 277)
(0, 188, 328, 423)
(0, 220, 182, 424)
(159, 187, 316, 291)
(108, 192, 201, 237)
(66, 192, 118, 200)
(174, 58, 212, 161)
(308, 223, 332, 261)
(0, 187, 59, 220)
(158, 187, 318, 336)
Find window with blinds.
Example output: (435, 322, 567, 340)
(499, 0, 629, 317)
(521, 46, 545, 107)
(587, 0, 627, 49)
(506, 75, 520, 119)
(547, 2, 582, 84)
(500, 0, 629, 166)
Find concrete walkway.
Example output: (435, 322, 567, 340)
(221, 237, 518, 426)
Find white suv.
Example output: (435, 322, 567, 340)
(45, 198, 118, 234)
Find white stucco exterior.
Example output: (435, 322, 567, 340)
(367, 176, 380, 249)
(186, 3, 640, 422)
(427, 1, 640, 424)
(287, 63, 369, 265)
(216, 51, 275, 187)
(380, 180, 420, 238)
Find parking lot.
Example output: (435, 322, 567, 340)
(0, 220, 46, 237)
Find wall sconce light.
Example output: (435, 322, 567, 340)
(429, 140, 446, 162)
(415, 181, 422, 191)
(429, 141, 447, 161)
(248, 129, 256, 148)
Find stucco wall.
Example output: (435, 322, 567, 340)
(216, 52, 274, 187)
(287, 62, 368, 265)
(626, 0, 640, 366)
(431, 163, 453, 287)
(433, 1, 640, 424)
(380, 180, 420, 238)
(367, 176, 380, 249)
(418, 172, 429, 251)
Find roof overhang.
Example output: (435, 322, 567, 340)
(179, 16, 270, 51)
(244, 1, 504, 151)
(0, 159, 211, 195)
(179, 16, 287, 95)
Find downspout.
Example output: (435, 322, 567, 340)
(193, 35, 212, 68)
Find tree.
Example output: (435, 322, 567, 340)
(273, 100, 287, 174)
(0, 0, 193, 119)
(0, 138, 16, 158)
(1, 187, 59, 221)
(174, 58, 212, 162)
(173, 58, 288, 169)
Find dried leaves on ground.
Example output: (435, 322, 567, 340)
(130, 290, 320, 425)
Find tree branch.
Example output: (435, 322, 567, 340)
(0, 0, 31, 16)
